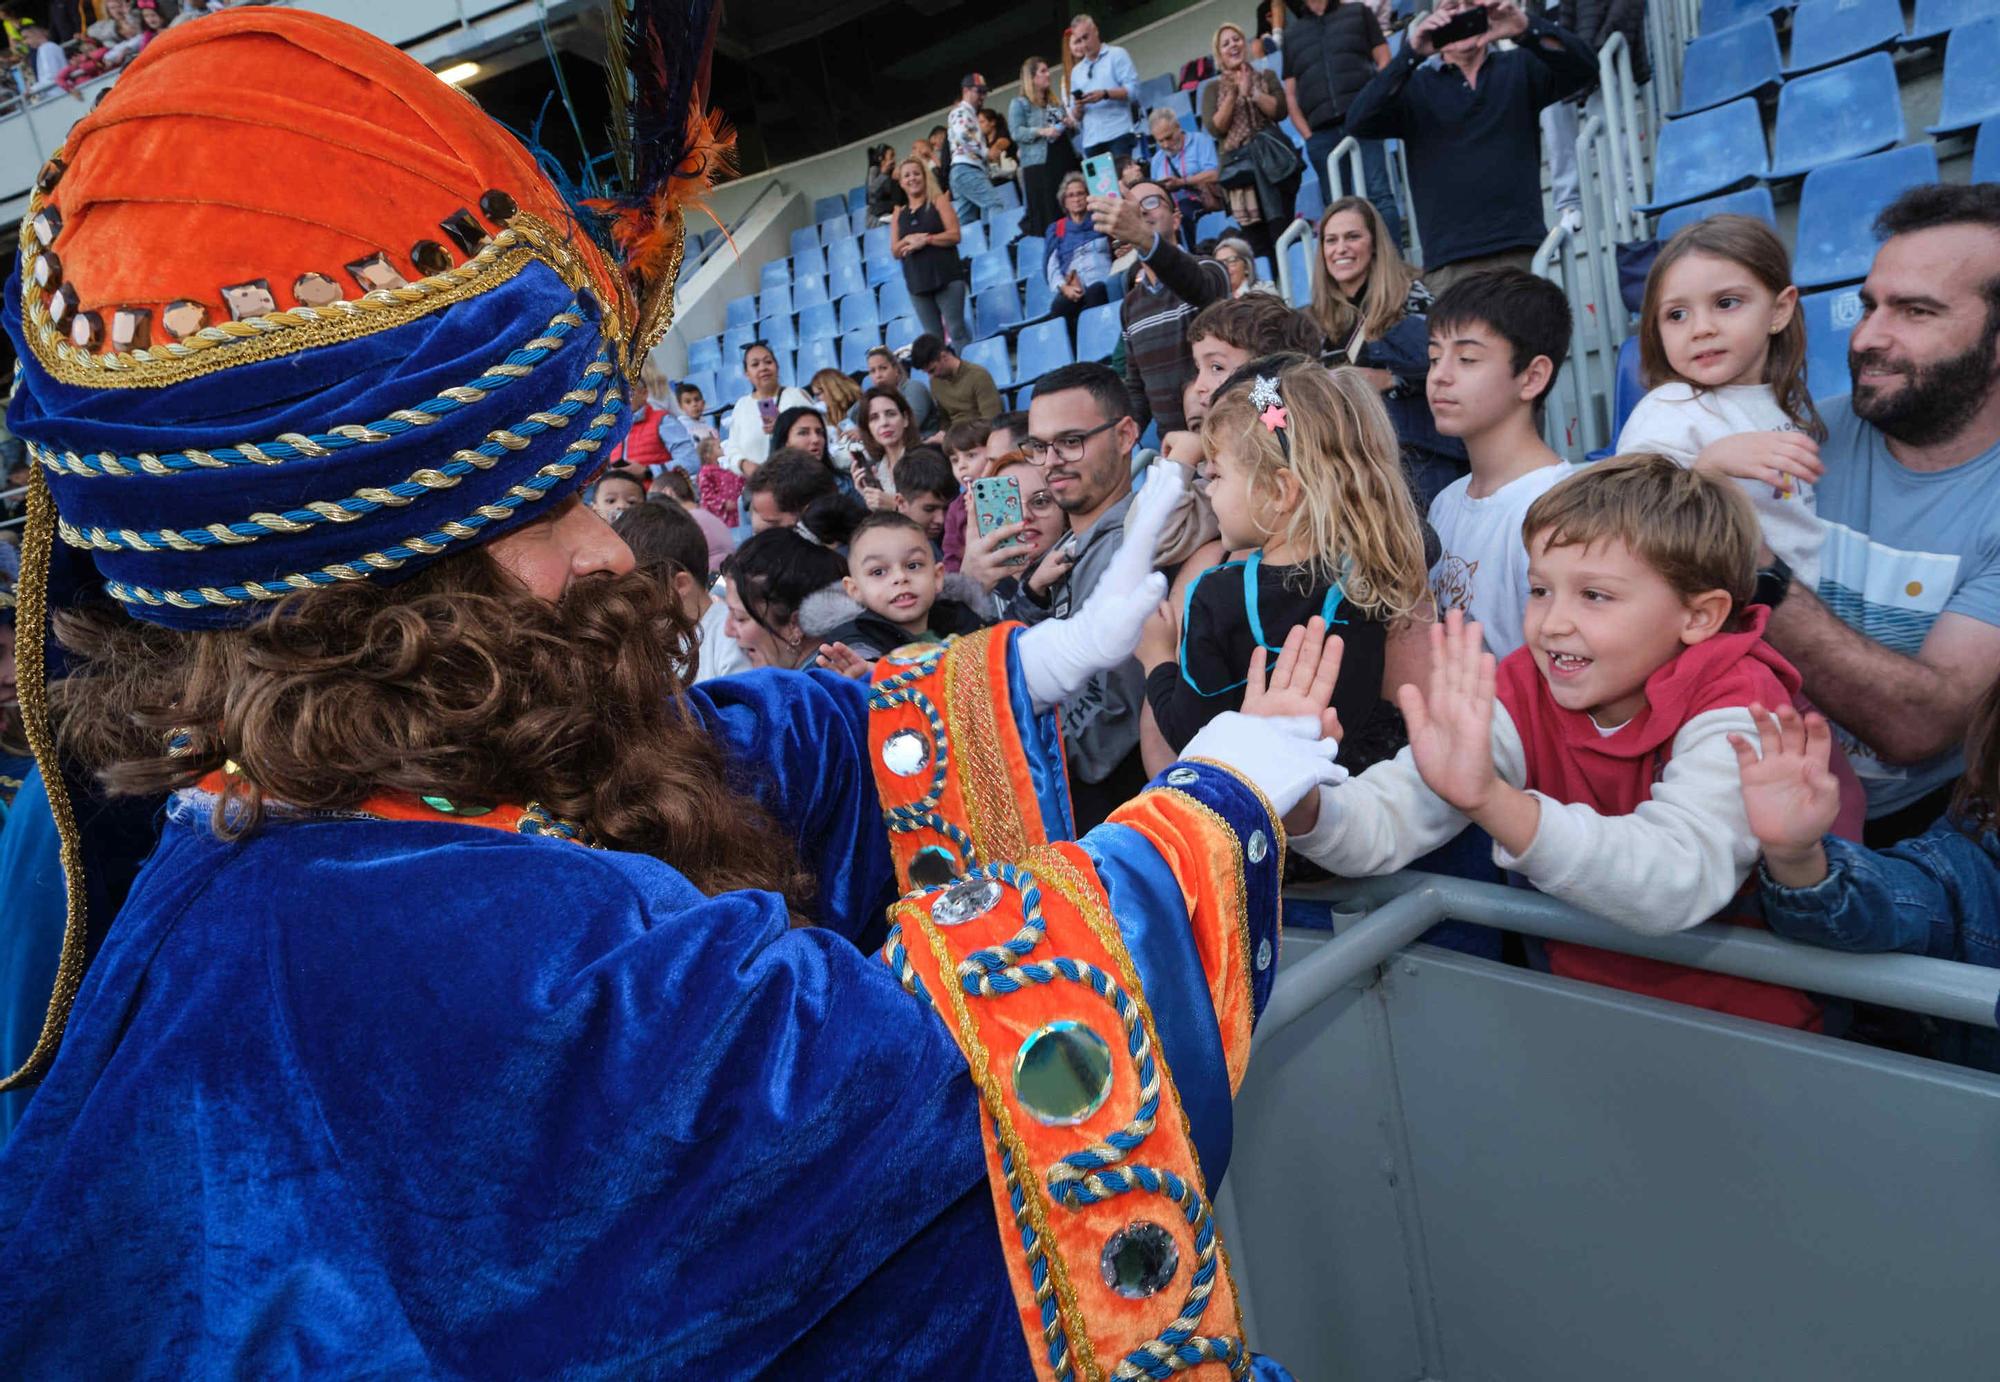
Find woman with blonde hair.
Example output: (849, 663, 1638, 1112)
(890, 156, 970, 345)
(1010, 53, 1079, 234)
(1201, 20, 1294, 261)
(1309, 195, 1464, 507)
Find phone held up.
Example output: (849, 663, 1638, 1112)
(1428, 5, 1490, 47)
(1082, 153, 1120, 201)
(970, 475, 1025, 550)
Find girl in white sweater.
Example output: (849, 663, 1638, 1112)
(1616, 215, 1826, 592)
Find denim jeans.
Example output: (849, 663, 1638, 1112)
(911, 278, 971, 346)
(1306, 126, 1404, 252)
(948, 161, 1004, 225)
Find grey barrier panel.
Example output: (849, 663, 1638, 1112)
(1222, 879, 2000, 1380)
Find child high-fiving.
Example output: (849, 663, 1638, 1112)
(1397, 610, 1542, 858)
(1729, 702, 1842, 889)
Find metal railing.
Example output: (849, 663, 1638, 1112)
(1261, 871, 2000, 1052)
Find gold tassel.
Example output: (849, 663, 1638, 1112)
(0, 461, 90, 1091)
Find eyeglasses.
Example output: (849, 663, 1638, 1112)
(1022, 489, 1058, 513)
(1217, 253, 1247, 268)
(1136, 194, 1169, 214)
(1024, 418, 1121, 463)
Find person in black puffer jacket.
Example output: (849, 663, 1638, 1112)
(1283, 0, 1402, 247)
(1545, 0, 1650, 225)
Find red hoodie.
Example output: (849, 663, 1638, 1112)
(1494, 605, 1822, 1029)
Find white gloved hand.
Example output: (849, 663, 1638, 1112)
(1018, 462, 1187, 713)
(1177, 711, 1349, 819)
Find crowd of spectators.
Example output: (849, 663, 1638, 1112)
(1, 0, 248, 106)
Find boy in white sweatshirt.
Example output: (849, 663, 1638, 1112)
(1294, 453, 1821, 1028)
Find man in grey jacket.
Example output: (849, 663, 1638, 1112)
(1009, 361, 1154, 827)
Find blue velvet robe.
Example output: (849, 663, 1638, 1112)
(0, 671, 1262, 1378)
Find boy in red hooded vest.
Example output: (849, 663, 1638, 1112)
(1295, 452, 1819, 1027)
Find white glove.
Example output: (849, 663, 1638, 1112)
(1178, 712, 1349, 819)
(1017, 462, 1187, 713)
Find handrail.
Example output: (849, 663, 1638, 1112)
(1258, 871, 2000, 1051)
(1595, 33, 1646, 241)
(1273, 213, 1310, 306)
(1321, 135, 1369, 210)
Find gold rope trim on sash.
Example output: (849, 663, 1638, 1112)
(944, 629, 1031, 863)
(0, 465, 89, 1092)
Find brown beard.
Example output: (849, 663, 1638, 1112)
(51, 550, 814, 912)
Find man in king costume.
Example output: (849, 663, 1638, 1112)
(0, 9, 1352, 1378)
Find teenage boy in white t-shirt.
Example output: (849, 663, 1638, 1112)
(1423, 269, 1577, 659)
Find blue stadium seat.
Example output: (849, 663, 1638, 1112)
(1284, 236, 1313, 308)
(725, 293, 759, 328)
(1013, 382, 1035, 407)
(759, 282, 793, 320)
(1177, 111, 1200, 134)
(971, 251, 1016, 292)
(760, 314, 798, 352)
(677, 368, 717, 406)
(812, 194, 845, 222)
(827, 234, 864, 272)
(686, 334, 722, 372)
(775, 348, 800, 388)
(873, 278, 911, 322)
(1699, 0, 1788, 35)
(715, 365, 752, 404)
(863, 223, 893, 263)
(1022, 272, 1055, 322)
(1786, 0, 1903, 74)
(723, 323, 756, 357)
(1975, 118, 2000, 182)
(759, 259, 791, 292)
(846, 184, 868, 216)
(988, 206, 1027, 242)
(885, 315, 923, 352)
(796, 335, 839, 378)
(1295, 170, 1327, 224)
(839, 331, 876, 374)
(1638, 98, 1767, 211)
(1927, 17, 2000, 136)
(1655, 185, 1779, 239)
(1765, 53, 1904, 181)
(961, 337, 1013, 389)
(1793, 144, 1938, 289)
(1256, 255, 1274, 284)
(866, 254, 898, 288)
(828, 255, 869, 303)
(793, 272, 830, 310)
(839, 291, 880, 337)
(1076, 301, 1121, 361)
(1801, 285, 1864, 399)
(1195, 210, 1236, 244)
(995, 183, 1022, 211)
(972, 283, 1022, 339)
(799, 300, 837, 342)
(1015, 318, 1074, 384)
(1907, 0, 1990, 44)
(819, 212, 853, 244)
(790, 226, 819, 260)
(1672, 18, 1782, 116)
(792, 245, 826, 281)
(959, 220, 990, 258)
(1135, 74, 1177, 118)
(1015, 234, 1046, 282)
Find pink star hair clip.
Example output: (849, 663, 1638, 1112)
(1249, 375, 1291, 452)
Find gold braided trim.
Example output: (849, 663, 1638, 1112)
(943, 629, 1030, 864)
(17, 203, 620, 390)
(1153, 774, 1267, 1056)
(1028, 847, 1251, 1365)
(0, 466, 89, 1092)
(900, 884, 1102, 1382)
(102, 403, 618, 611)
(55, 364, 615, 555)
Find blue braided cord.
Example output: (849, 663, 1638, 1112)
(879, 924, 933, 1007)
(40, 306, 585, 478)
(999, 1118, 1077, 1382)
(954, 859, 1050, 973)
(870, 651, 944, 693)
(866, 683, 950, 814)
(104, 375, 624, 611)
(67, 358, 613, 552)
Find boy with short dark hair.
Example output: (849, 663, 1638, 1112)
(1183, 295, 1327, 424)
(744, 449, 838, 532)
(613, 501, 747, 682)
(589, 468, 646, 525)
(1296, 453, 1820, 1028)
(892, 446, 960, 546)
(940, 419, 994, 573)
(807, 512, 988, 659)
(1424, 268, 1576, 659)
(675, 380, 718, 444)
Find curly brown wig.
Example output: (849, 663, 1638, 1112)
(52, 548, 813, 911)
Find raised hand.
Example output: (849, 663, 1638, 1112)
(1396, 610, 1499, 814)
(1693, 432, 1824, 498)
(815, 642, 873, 680)
(1242, 617, 1345, 744)
(1729, 702, 1840, 882)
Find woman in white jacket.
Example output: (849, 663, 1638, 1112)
(721, 340, 812, 476)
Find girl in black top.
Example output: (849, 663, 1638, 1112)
(891, 158, 972, 346)
(1141, 357, 1431, 765)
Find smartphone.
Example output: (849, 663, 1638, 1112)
(1429, 5, 1490, 46)
(970, 475, 1025, 549)
(757, 397, 780, 425)
(1083, 153, 1119, 201)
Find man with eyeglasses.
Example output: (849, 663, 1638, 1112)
(1090, 183, 1232, 436)
(1009, 362, 1158, 826)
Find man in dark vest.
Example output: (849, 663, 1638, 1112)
(1282, 0, 1401, 247)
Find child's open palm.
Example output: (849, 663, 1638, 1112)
(1729, 702, 1840, 856)
(1397, 611, 1499, 814)
(1241, 616, 1344, 743)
